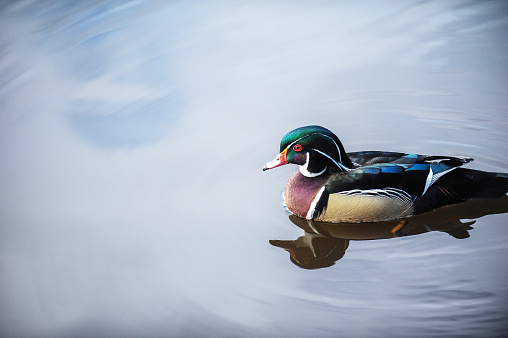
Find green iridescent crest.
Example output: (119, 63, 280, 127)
(279, 125, 336, 152)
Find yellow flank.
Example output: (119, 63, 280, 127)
(315, 193, 414, 223)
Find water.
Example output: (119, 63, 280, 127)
(1, 1, 507, 336)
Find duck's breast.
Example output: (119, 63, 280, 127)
(284, 172, 327, 219)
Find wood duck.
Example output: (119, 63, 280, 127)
(263, 125, 508, 223)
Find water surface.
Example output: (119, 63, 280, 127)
(1, 1, 507, 337)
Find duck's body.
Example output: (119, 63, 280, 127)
(284, 170, 415, 222)
(264, 126, 508, 223)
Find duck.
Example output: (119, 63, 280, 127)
(263, 125, 508, 223)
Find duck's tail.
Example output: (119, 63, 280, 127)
(462, 170, 508, 199)
(413, 168, 508, 215)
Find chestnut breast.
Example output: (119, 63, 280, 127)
(284, 172, 328, 218)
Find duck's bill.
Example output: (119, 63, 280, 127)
(269, 239, 295, 249)
(263, 148, 288, 171)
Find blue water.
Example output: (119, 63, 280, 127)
(1, 1, 507, 336)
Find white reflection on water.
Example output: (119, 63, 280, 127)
(0, 1, 507, 337)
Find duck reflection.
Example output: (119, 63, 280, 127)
(270, 195, 508, 269)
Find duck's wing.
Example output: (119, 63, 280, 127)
(347, 151, 473, 167)
(310, 159, 473, 220)
(326, 163, 430, 196)
(418, 155, 473, 185)
(347, 151, 411, 166)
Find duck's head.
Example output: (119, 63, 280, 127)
(263, 125, 353, 177)
(269, 234, 349, 269)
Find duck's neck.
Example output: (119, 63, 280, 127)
(299, 151, 352, 177)
(299, 152, 327, 177)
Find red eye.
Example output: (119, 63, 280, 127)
(293, 144, 302, 152)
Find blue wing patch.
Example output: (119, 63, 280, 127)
(379, 164, 406, 173)
(406, 163, 430, 172)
